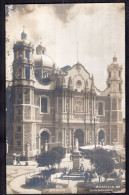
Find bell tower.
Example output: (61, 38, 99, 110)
(106, 55, 123, 96)
(106, 55, 123, 145)
(13, 30, 34, 84)
(12, 30, 36, 157)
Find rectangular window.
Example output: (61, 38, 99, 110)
(17, 126, 21, 132)
(108, 83, 110, 88)
(41, 97, 47, 113)
(109, 72, 111, 78)
(17, 109, 22, 115)
(119, 83, 121, 92)
(25, 50, 29, 59)
(98, 102, 103, 115)
(25, 67, 30, 79)
(17, 141, 21, 146)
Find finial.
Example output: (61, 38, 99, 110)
(23, 25, 25, 32)
(39, 36, 42, 45)
(21, 26, 27, 40)
(113, 53, 117, 62)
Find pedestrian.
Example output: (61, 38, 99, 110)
(16, 155, 21, 165)
(84, 171, 89, 185)
(89, 172, 93, 183)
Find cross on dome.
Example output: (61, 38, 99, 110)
(21, 26, 27, 40)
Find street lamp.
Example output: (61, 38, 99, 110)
(72, 129, 74, 158)
(93, 118, 96, 149)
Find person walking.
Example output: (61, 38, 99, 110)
(16, 155, 21, 165)
(89, 172, 93, 183)
(84, 171, 89, 185)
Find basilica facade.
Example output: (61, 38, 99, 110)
(6, 31, 124, 157)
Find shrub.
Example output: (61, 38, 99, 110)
(26, 177, 46, 187)
(110, 172, 118, 178)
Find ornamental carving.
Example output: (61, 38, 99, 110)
(73, 97, 84, 112)
(73, 113, 84, 119)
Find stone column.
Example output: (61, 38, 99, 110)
(64, 128, 66, 147)
(72, 139, 80, 173)
(38, 136, 41, 154)
(69, 129, 71, 147)
(25, 142, 30, 160)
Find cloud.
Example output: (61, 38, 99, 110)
(51, 4, 75, 23)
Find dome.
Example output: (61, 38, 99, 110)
(34, 54, 54, 68)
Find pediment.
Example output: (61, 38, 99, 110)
(63, 63, 92, 90)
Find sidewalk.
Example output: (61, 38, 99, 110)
(10, 173, 41, 194)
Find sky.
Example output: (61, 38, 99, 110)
(6, 3, 125, 92)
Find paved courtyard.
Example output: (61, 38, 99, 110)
(6, 153, 125, 194)
(6, 153, 93, 194)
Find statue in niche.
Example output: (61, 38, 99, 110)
(73, 97, 84, 112)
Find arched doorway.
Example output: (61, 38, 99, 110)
(98, 130, 105, 145)
(74, 129, 84, 146)
(41, 131, 49, 153)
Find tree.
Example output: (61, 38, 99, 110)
(52, 145, 65, 159)
(52, 145, 65, 169)
(90, 148, 114, 183)
(37, 150, 62, 168)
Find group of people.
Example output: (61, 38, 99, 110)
(84, 170, 95, 184)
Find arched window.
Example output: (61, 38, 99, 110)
(19, 50, 22, 58)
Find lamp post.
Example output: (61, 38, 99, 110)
(94, 118, 96, 149)
(72, 129, 74, 159)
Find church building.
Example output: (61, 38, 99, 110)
(6, 30, 124, 157)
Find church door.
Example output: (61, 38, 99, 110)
(41, 131, 49, 153)
(98, 130, 105, 145)
(74, 129, 84, 146)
